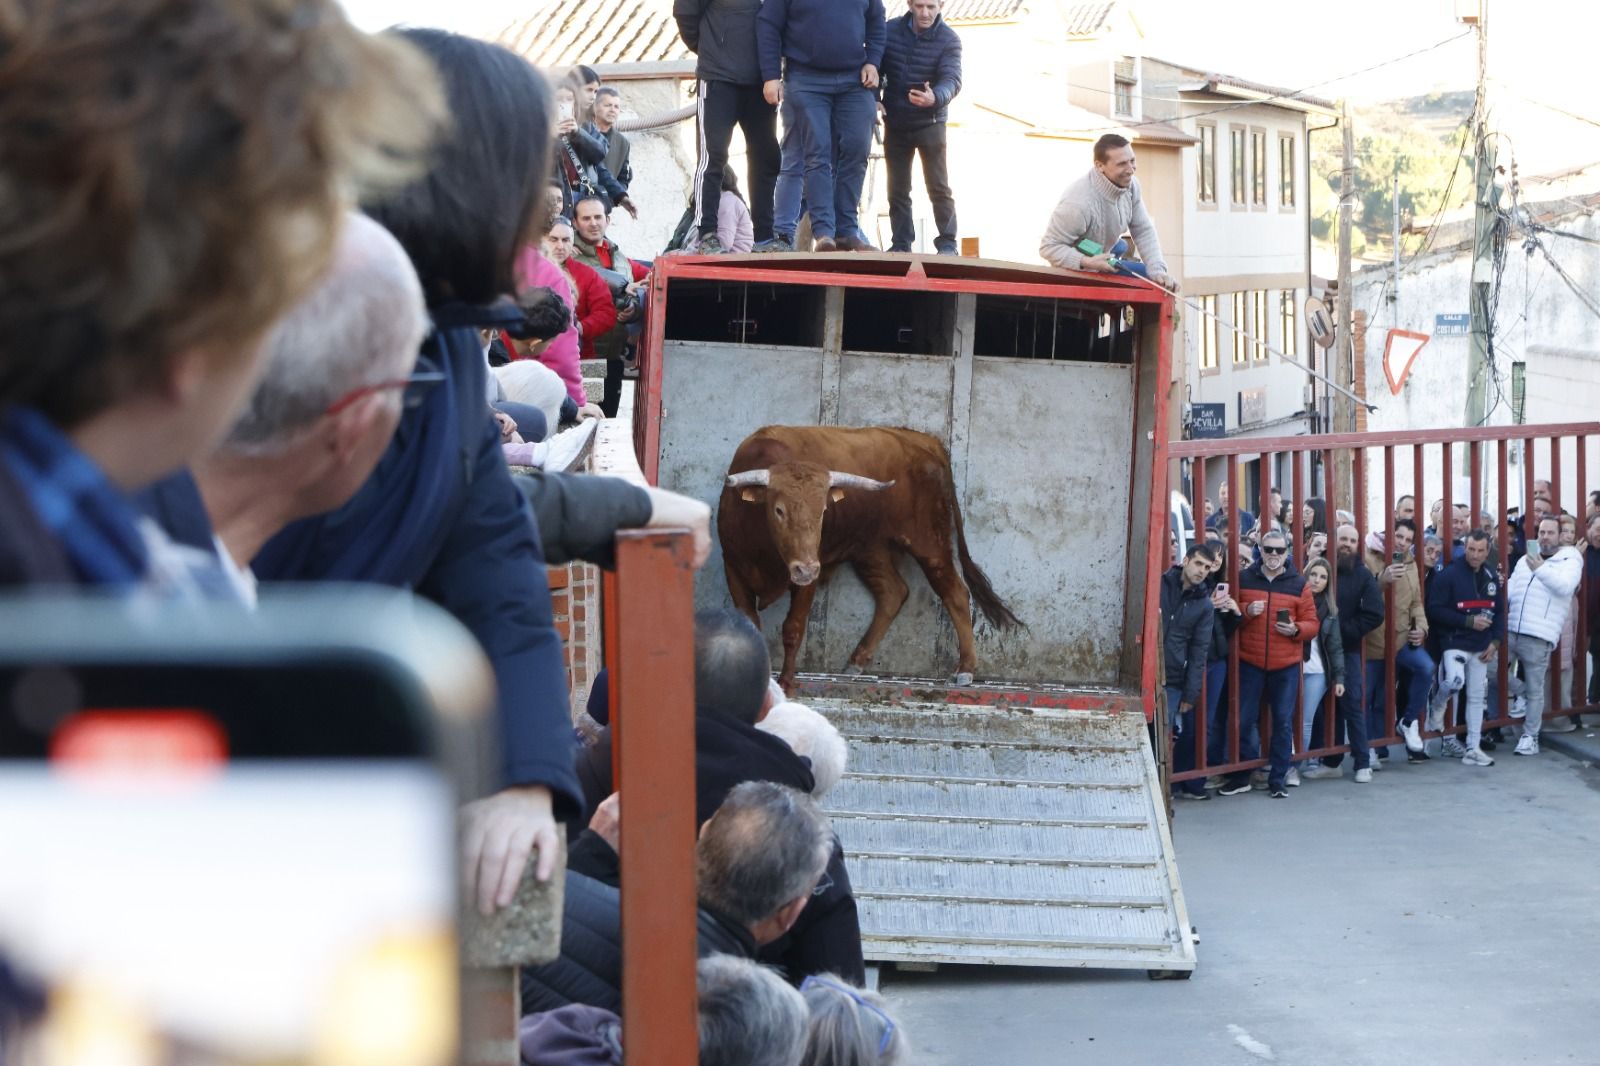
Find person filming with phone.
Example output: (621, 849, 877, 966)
(879, 0, 961, 254)
(1220, 528, 1317, 799)
(1039, 133, 1176, 289)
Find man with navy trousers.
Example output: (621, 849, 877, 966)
(758, 0, 887, 252)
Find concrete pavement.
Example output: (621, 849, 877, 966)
(878, 743, 1600, 1065)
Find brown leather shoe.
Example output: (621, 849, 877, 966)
(812, 235, 838, 252)
(835, 234, 877, 252)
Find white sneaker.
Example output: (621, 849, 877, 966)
(542, 418, 600, 474)
(1285, 767, 1301, 787)
(1514, 734, 1539, 756)
(1354, 767, 1373, 783)
(1544, 716, 1578, 734)
(1300, 764, 1341, 780)
(1508, 696, 1527, 720)
(1399, 718, 1424, 753)
(1368, 755, 1382, 771)
(1462, 746, 1495, 767)
(1441, 737, 1466, 758)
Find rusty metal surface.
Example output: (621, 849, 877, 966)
(813, 696, 1196, 971)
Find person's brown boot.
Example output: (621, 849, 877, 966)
(813, 235, 838, 252)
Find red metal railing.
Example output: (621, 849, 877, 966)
(600, 530, 699, 1061)
(1164, 423, 1600, 783)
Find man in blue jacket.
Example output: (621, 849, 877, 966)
(1424, 529, 1505, 766)
(879, 0, 962, 254)
(758, 0, 887, 251)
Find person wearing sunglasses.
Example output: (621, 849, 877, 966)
(1222, 528, 1319, 799)
(798, 973, 909, 1065)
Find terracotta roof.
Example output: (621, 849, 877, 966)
(944, 0, 1029, 23)
(945, 0, 1114, 33)
(497, 0, 690, 69)
(1062, 1, 1116, 36)
(1145, 57, 1337, 114)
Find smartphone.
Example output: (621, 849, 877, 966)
(1215, 582, 1229, 597)
(558, 100, 574, 122)
(1392, 550, 1408, 566)
(1276, 608, 1291, 624)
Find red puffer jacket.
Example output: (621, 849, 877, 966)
(1234, 562, 1319, 670)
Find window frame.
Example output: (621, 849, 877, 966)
(1250, 127, 1267, 210)
(1278, 133, 1297, 209)
(1197, 295, 1219, 374)
(1251, 289, 1269, 361)
(1230, 292, 1248, 365)
(1196, 122, 1217, 207)
(1229, 125, 1247, 207)
(1280, 289, 1299, 359)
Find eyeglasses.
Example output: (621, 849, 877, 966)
(1259, 545, 1287, 555)
(799, 976, 896, 1056)
(323, 355, 446, 416)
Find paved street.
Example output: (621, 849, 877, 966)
(882, 728, 1600, 1065)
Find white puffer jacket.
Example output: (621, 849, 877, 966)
(1507, 545, 1584, 645)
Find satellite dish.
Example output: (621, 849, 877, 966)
(1304, 296, 1335, 349)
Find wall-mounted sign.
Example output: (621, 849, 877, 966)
(1189, 402, 1226, 439)
(1434, 313, 1470, 336)
(1383, 329, 1430, 395)
(1238, 388, 1267, 426)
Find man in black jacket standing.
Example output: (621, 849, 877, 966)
(880, 0, 962, 253)
(1162, 544, 1217, 798)
(675, 0, 784, 254)
(1306, 524, 1384, 780)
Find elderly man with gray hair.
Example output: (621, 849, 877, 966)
(136, 213, 431, 602)
(522, 780, 834, 1015)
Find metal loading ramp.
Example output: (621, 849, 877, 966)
(811, 694, 1197, 974)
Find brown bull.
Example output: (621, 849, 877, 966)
(717, 425, 1020, 690)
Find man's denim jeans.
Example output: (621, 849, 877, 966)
(1236, 661, 1301, 789)
(783, 66, 874, 240)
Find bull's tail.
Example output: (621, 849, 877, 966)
(949, 480, 1022, 631)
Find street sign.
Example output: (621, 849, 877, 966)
(1435, 313, 1470, 336)
(1188, 402, 1226, 439)
(1383, 329, 1430, 394)
(1304, 296, 1335, 349)
(1238, 388, 1267, 426)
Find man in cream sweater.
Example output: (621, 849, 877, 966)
(1040, 133, 1176, 289)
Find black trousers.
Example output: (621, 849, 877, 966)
(694, 80, 780, 242)
(885, 123, 957, 252)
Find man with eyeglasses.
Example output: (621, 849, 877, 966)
(140, 215, 432, 604)
(1223, 528, 1318, 798)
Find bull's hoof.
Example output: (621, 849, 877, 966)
(844, 664, 864, 676)
(953, 671, 974, 686)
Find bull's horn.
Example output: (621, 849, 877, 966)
(725, 469, 771, 488)
(827, 472, 895, 492)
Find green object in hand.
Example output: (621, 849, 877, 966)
(1075, 238, 1105, 257)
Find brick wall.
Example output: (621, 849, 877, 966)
(548, 560, 603, 721)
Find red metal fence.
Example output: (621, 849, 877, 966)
(1164, 423, 1600, 783)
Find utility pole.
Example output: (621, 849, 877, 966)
(1464, 0, 1495, 427)
(1390, 169, 1401, 318)
(1333, 98, 1355, 501)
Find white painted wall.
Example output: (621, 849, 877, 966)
(1351, 207, 1600, 520)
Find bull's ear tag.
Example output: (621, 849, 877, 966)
(830, 488, 847, 503)
(740, 487, 764, 503)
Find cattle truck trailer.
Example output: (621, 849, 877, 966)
(632, 252, 1196, 977)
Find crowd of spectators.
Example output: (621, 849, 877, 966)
(0, 5, 905, 1063)
(1166, 480, 1600, 799)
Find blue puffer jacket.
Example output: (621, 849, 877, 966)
(879, 12, 962, 131)
(1425, 555, 1505, 654)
